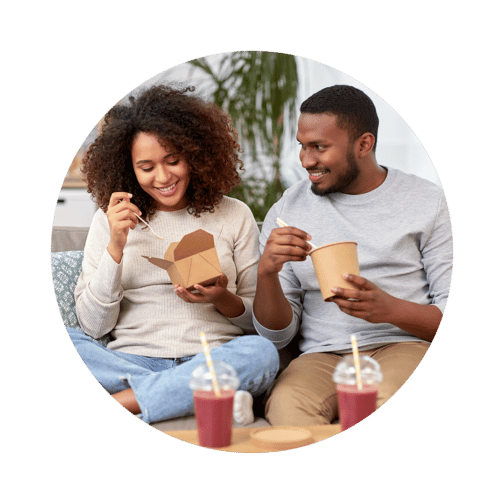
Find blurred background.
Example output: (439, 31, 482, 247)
(54, 51, 440, 227)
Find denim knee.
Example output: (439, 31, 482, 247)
(237, 335, 279, 371)
(67, 327, 102, 347)
(66, 327, 82, 337)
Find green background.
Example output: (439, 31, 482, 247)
(1, 1, 494, 502)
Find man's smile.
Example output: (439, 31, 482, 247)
(308, 169, 329, 183)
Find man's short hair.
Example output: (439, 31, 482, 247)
(300, 85, 379, 150)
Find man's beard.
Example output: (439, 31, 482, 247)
(310, 151, 360, 196)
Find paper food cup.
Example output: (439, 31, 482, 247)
(309, 241, 359, 301)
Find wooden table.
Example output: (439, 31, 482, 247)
(163, 424, 342, 452)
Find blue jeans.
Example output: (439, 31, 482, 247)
(67, 328, 279, 424)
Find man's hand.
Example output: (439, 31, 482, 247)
(258, 225, 313, 276)
(330, 273, 397, 324)
(330, 273, 441, 341)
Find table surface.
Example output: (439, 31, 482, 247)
(162, 424, 342, 452)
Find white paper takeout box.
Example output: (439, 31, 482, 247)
(142, 229, 222, 291)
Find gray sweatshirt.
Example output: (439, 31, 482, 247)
(253, 167, 453, 354)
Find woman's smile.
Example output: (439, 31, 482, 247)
(156, 181, 178, 196)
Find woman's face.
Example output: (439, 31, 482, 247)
(131, 132, 191, 212)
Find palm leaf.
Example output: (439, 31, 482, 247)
(187, 51, 299, 219)
(188, 51, 298, 163)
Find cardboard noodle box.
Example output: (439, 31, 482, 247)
(142, 229, 223, 291)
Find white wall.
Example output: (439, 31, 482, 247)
(285, 56, 440, 185)
(53, 189, 98, 227)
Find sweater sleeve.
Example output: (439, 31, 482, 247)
(252, 201, 302, 348)
(74, 210, 124, 338)
(420, 191, 453, 314)
(225, 202, 260, 333)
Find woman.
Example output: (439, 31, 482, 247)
(68, 85, 279, 424)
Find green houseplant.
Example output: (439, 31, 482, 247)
(187, 51, 299, 221)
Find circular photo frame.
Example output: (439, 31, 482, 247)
(51, 51, 453, 453)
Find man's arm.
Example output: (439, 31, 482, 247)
(253, 225, 312, 330)
(387, 299, 441, 342)
(253, 270, 293, 330)
(330, 274, 441, 342)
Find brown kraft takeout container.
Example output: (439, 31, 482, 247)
(142, 229, 223, 291)
(309, 241, 360, 301)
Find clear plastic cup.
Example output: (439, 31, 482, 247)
(333, 355, 383, 431)
(189, 361, 240, 448)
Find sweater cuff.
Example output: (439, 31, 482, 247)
(252, 312, 298, 349)
(226, 297, 255, 333)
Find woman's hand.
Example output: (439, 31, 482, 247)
(106, 192, 141, 263)
(174, 275, 245, 318)
(174, 274, 229, 304)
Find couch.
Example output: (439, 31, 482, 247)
(51, 226, 299, 432)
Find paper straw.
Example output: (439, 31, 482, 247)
(276, 218, 317, 249)
(199, 332, 221, 397)
(350, 334, 363, 391)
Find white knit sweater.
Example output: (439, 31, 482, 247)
(75, 197, 260, 358)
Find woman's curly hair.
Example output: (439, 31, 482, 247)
(82, 85, 244, 219)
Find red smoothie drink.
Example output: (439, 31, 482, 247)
(193, 389, 235, 448)
(336, 383, 378, 431)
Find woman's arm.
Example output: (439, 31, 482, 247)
(75, 193, 142, 337)
(74, 211, 124, 337)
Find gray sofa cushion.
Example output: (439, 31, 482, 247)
(51, 226, 90, 252)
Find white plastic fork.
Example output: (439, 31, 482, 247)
(135, 213, 163, 240)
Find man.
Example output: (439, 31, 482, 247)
(253, 85, 452, 425)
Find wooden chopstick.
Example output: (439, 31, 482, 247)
(276, 218, 317, 249)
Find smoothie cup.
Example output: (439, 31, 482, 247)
(333, 355, 382, 431)
(309, 241, 359, 301)
(189, 360, 240, 448)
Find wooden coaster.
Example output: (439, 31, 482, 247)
(250, 427, 314, 450)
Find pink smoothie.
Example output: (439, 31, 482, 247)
(193, 389, 235, 448)
(336, 383, 378, 431)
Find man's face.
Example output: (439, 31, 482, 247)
(297, 113, 360, 196)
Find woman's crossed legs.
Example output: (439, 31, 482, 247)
(67, 328, 279, 424)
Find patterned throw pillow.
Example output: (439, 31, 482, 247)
(51, 250, 84, 330)
(51, 250, 110, 347)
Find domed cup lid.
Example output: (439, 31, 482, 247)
(189, 360, 240, 391)
(333, 354, 383, 385)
